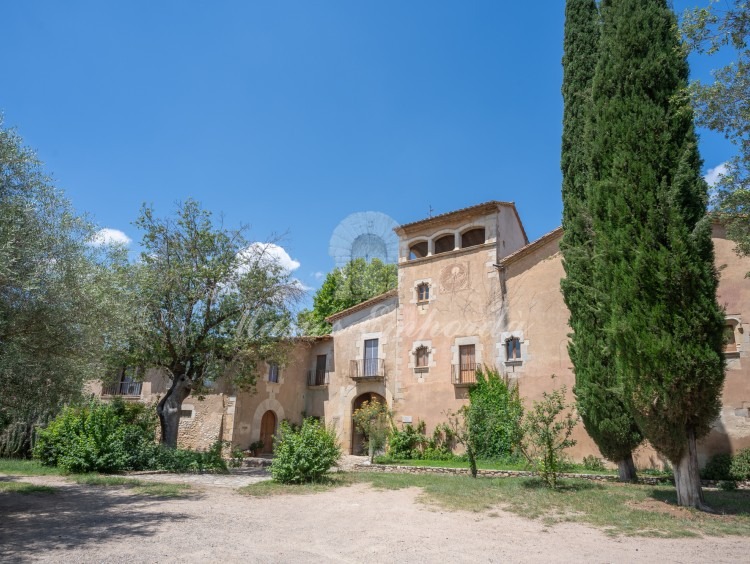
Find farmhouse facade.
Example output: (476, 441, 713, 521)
(92, 201, 750, 467)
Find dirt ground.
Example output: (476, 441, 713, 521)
(2, 473, 750, 563)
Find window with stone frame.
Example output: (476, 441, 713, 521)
(268, 363, 280, 383)
(417, 282, 430, 304)
(724, 324, 738, 353)
(505, 337, 522, 361)
(414, 345, 430, 372)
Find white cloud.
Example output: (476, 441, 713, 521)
(705, 162, 729, 187)
(90, 228, 132, 246)
(313, 271, 324, 280)
(243, 243, 301, 273)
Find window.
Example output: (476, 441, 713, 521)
(461, 228, 486, 248)
(724, 325, 737, 353)
(434, 234, 455, 255)
(268, 363, 279, 383)
(179, 409, 193, 418)
(417, 283, 430, 303)
(506, 337, 522, 361)
(364, 338, 379, 377)
(415, 346, 429, 370)
(409, 241, 428, 260)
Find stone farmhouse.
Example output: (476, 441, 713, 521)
(92, 201, 750, 467)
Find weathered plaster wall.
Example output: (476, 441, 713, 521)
(329, 298, 398, 453)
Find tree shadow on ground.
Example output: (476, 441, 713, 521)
(648, 487, 750, 516)
(0, 477, 198, 563)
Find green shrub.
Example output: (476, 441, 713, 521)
(352, 400, 391, 462)
(467, 367, 524, 459)
(730, 448, 750, 481)
(701, 453, 733, 481)
(519, 385, 578, 489)
(154, 440, 227, 473)
(271, 418, 341, 484)
(388, 421, 428, 459)
(582, 455, 606, 472)
(34, 398, 157, 473)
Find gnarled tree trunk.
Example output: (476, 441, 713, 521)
(616, 453, 637, 482)
(157, 374, 192, 448)
(672, 428, 712, 512)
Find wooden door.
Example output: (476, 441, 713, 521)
(459, 344, 476, 384)
(260, 410, 276, 455)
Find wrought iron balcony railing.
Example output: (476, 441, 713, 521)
(451, 363, 481, 386)
(307, 369, 330, 387)
(102, 381, 143, 397)
(350, 358, 385, 380)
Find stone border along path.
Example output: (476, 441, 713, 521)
(354, 462, 750, 489)
(123, 455, 371, 489)
(127, 457, 749, 490)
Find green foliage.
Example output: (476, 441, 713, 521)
(466, 367, 524, 459)
(582, 455, 606, 472)
(352, 399, 392, 462)
(387, 421, 428, 459)
(297, 258, 397, 335)
(270, 418, 341, 484)
(560, 0, 644, 468)
(34, 398, 157, 474)
(33, 399, 227, 474)
(520, 386, 578, 489)
(730, 448, 750, 480)
(387, 420, 456, 460)
(682, 2, 749, 256)
(0, 118, 131, 451)
(445, 407, 478, 478)
(586, 0, 725, 493)
(153, 440, 227, 474)
(120, 199, 303, 445)
(702, 453, 733, 480)
(693, 449, 750, 484)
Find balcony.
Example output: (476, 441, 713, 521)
(102, 381, 143, 397)
(350, 358, 385, 381)
(451, 363, 481, 387)
(307, 369, 330, 387)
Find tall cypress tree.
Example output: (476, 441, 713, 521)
(589, 0, 725, 509)
(560, 0, 643, 481)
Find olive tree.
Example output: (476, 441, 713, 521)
(123, 200, 302, 447)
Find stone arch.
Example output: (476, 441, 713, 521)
(350, 391, 386, 455)
(250, 398, 286, 443)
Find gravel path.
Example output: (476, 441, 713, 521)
(2, 474, 750, 563)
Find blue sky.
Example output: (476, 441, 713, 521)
(1, 0, 734, 300)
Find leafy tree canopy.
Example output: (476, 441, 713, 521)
(120, 199, 303, 446)
(682, 1, 750, 255)
(297, 258, 397, 335)
(0, 117, 130, 454)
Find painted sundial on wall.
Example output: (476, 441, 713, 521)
(440, 262, 469, 292)
(329, 211, 399, 268)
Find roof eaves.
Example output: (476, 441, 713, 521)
(498, 226, 563, 267)
(325, 289, 398, 323)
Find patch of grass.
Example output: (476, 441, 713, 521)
(0, 481, 56, 495)
(352, 472, 750, 537)
(71, 475, 192, 498)
(0, 458, 65, 476)
(239, 474, 356, 497)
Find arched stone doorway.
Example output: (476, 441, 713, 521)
(351, 392, 386, 455)
(260, 410, 277, 455)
